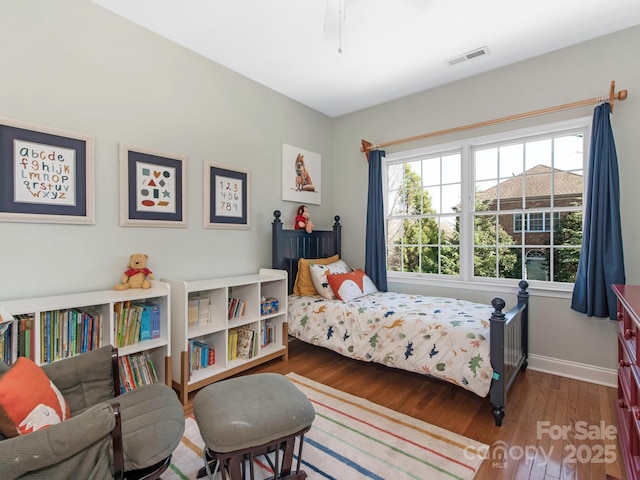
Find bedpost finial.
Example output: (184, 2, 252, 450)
(334, 215, 341, 225)
(518, 279, 529, 293)
(492, 297, 506, 313)
(273, 210, 282, 223)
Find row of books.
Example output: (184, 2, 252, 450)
(188, 296, 211, 326)
(114, 301, 161, 348)
(228, 297, 246, 320)
(261, 320, 276, 348)
(228, 327, 258, 361)
(117, 352, 159, 393)
(40, 308, 102, 364)
(16, 315, 35, 361)
(189, 339, 216, 375)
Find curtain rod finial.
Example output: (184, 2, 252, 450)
(361, 139, 373, 162)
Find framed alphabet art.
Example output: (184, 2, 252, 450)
(119, 144, 187, 227)
(204, 162, 250, 229)
(0, 118, 94, 224)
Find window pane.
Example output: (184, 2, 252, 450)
(421, 247, 439, 274)
(403, 246, 420, 273)
(425, 186, 440, 213)
(498, 214, 520, 245)
(525, 248, 549, 281)
(387, 187, 405, 216)
(554, 134, 584, 171)
(474, 215, 496, 246)
(475, 148, 498, 181)
(442, 153, 461, 184)
(499, 247, 522, 279)
(553, 211, 582, 246)
(387, 245, 402, 272)
(387, 163, 404, 191)
(422, 157, 440, 186)
(441, 184, 460, 214)
(499, 143, 524, 179)
(525, 139, 552, 170)
(498, 176, 524, 210)
(553, 247, 580, 283)
(403, 218, 421, 245)
(553, 169, 582, 207)
(441, 215, 459, 245)
(386, 218, 403, 245)
(525, 173, 552, 209)
(441, 246, 460, 275)
(474, 247, 497, 278)
(476, 179, 499, 212)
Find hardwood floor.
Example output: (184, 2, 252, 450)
(181, 339, 626, 480)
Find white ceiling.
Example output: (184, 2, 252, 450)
(91, 0, 640, 118)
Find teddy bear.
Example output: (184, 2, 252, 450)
(114, 253, 154, 290)
(294, 204, 313, 233)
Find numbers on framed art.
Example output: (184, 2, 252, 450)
(204, 162, 250, 229)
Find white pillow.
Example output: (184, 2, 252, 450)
(327, 269, 379, 302)
(309, 260, 350, 299)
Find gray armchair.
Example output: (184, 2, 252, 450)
(0, 345, 185, 480)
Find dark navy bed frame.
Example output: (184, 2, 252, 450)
(271, 210, 529, 426)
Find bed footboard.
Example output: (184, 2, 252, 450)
(489, 280, 529, 426)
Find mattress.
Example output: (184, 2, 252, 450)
(288, 291, 495, 397)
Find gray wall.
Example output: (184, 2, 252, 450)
(0, 0, 334, 298)
(2, 0, 638, 373)
(332, 25, 640, 372)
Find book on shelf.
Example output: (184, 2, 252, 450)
(38, 308, 101, 364)
(188, 339, 216, 376)
(260, 320, 275, 348)
(150, 303, 161, 339)
(0, 321, 12, 366)
(235, 327, 256, 360)
(117, 352, 159, 393)
(227, 298, 245, 320)
(227, 329, 238, 360)
(16, 314, 35, 361)
(188, 296, 211, 326)
(114, 302, 161, 347)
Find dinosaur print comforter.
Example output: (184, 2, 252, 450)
(288, 291, 496, 397)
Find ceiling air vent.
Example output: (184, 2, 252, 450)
(446, 46, 490, 66)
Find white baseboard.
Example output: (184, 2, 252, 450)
(527, 354, 617, 389)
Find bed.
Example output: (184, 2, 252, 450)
(271, 210, 529, 426)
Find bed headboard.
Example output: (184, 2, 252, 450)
(272, 210, 342, 294)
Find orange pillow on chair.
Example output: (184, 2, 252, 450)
(0, 357, 70, 437)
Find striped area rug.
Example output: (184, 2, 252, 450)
(164, 372, 487, 480)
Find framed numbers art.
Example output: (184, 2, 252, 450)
(204, 162, 250, 229)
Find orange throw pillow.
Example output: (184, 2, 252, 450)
(293, 254, 340, 296)
(0, 357, 71, 437)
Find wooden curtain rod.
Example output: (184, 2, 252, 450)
(361, 80, 628, 157)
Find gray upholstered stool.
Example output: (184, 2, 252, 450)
(193, 373, 315, 480)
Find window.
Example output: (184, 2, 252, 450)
(513, 212, 561, 232)
(385, 118, 588, 286)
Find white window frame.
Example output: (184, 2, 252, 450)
(384, 116, 591, 298)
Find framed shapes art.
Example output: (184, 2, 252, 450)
(0, 117, 95, 224)
(119, 144, 187, 227)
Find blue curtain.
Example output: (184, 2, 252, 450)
(365, 149, 388, 292)
(571, 102, 625, 320)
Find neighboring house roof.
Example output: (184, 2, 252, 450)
(476, 164, 582, 201)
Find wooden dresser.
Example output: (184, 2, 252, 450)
(613, 284, 640, 480)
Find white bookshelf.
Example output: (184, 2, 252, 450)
(0, 281, 172, 386)
(162, 268, 288, 405)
